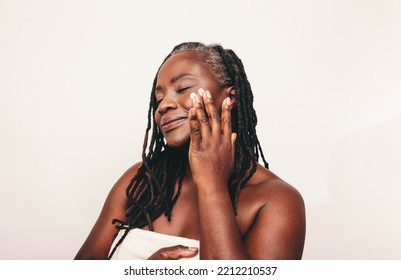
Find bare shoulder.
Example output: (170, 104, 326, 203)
(109, 161, 143, 196)
(238, 164, 306, 259)
(97, 161, 143, 217)
(74, 161, 142, 259)
(239, 163, 304, 210)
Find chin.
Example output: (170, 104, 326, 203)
(165, 135, 190, 149)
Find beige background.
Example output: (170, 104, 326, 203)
(1, 0, 400, 259)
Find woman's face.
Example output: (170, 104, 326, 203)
(154, 51, 227, 148)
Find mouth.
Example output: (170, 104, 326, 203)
(160, 116, 187, 133)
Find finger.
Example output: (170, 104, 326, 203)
(221, 96, 233, 137)
(201, 89, 221, 137)
(191, 91, 211, 137)
(231, 132, 237, 161)
(189, 107, 201, 150)
(190, 91, 203, 109)
(160, 245, 198, 260)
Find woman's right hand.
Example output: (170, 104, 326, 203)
(147, 245, 198, 260)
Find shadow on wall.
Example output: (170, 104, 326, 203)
(305, 116, 401, 259)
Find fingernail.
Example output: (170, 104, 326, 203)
(198, 88, 205, 96)
(188, 247, 198, 251)
(206, 90, 212, 99)
(226, 98, 232, 106)
(191, 92, 200, 103)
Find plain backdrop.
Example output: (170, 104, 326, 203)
(1, 0, 400, 259)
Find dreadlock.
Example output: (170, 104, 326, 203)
(108, 42, 268, 259)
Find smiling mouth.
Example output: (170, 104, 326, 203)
(161, 117, 187, 133)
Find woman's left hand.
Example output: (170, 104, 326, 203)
(188, 88, 236, 188)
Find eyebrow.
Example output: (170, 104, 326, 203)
(170, 73, 196, 84)
(156, 73, 196, 91)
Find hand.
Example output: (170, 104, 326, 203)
(188, 88, 236, 188)
(147, 245, 199, 260)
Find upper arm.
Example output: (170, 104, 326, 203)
(74, 162, 142, 259)
(244, 182, 306, 260)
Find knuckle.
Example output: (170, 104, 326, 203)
(224, 104, 233, 111)
(211, 112, 221, 121)
(175, 245, 185, 253)
(206, 98, 214, 104)
(160, 251, 170, 259)
(189, 114, 197, 120)
(199, 116, 209, 124)
(223, 117, 231, 125)
(191, 127, 201, 135)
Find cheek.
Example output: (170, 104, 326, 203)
(197, 83, 225, 109)
(210, 91, 226, 114)
(179, 94, 193, 110)
(154, 110, 161, 126)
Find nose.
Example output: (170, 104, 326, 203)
(157, 94, 178, 115)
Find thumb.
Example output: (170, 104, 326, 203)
(160, 245, 198, 260)
(176, 246, 199, 258)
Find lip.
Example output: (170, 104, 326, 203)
(160, 115, 188, 133)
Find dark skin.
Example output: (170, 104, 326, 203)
(75, 51, 306, 260)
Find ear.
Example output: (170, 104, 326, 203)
(225, 86, 237, 105)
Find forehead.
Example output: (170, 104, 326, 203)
(157, 51, 211, 82)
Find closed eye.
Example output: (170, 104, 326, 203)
(177, 86, 193, 93)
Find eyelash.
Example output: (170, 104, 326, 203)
(177, 86, 191, 93)
(155, 86, 193, 106)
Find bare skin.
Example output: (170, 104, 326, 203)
(75, 51, 306, 260)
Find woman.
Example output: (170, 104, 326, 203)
(75, 42, 306, 260)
